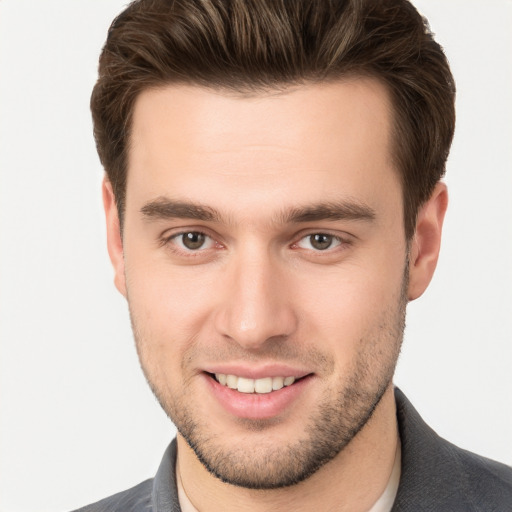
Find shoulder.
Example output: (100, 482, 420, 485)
(71, 479, 153, 512)
(70, 440, 180, 512)
(393, 388, 512, 511)
(445, 440, 512, 505)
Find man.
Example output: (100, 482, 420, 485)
(77, 0, 512, 510)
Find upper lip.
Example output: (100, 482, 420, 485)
(202, 364, 312, 380)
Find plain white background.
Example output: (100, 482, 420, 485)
(0, 1, 511, 510)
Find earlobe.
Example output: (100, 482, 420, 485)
(102, 178, 127, 297)
(407, 182, 448, 301)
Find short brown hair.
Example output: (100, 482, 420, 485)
(91, 0, 455, 239)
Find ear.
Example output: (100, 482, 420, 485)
(407, 182, 448, 301)
(102, 177, 127, 297)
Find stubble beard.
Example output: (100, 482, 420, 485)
(130, 270, 407, 490)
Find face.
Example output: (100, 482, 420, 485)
(108, 79, 411, 488)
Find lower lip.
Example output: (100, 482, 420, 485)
(203, 374, 312, 420)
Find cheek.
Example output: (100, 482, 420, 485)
(125, 243, 215, 319)
(123, 254, 219, 380)
(293, 260, 405, 361)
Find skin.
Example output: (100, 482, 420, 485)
(104, 79, 447, 511)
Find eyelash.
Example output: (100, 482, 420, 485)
(160, 230, 221, 254)
(293, 233, 345, 251)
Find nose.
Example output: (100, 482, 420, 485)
(213, 246, 298, 350)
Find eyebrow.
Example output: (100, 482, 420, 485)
(284, 201, 376, 223)
(141, 197, 376, 224)
(141, 198, 218, 222)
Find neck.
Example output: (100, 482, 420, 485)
(177, 384, 399, 512)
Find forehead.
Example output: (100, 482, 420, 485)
(127, 79, 400, 223)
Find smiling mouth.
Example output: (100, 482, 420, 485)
(210, 373, 305, 394)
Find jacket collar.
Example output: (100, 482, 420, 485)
(151, 388, 477, 511)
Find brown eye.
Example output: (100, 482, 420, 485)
(309, 234, 334, 250)
(182, 232, 205, 249)
(296, 233, 342, 251)
(174, 232, 210, 250)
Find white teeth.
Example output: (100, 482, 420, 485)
(284, 376, 295, 386)
(216, 373, 227, 385)
(214, 373, 298, 393)
(226, 374, 238, 389)
(254, 377, 273, 394)
(272, 376, 284, 390)
(237, 377, 255, 393)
